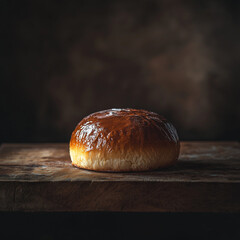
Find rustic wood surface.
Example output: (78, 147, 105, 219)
(0, 142, 239, 212)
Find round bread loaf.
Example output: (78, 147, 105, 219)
(69, 108, 180, 172)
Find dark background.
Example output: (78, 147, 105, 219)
(1, 0, 240, 143)
(1, 0, 240, 239)
(0, 212, 239, 240)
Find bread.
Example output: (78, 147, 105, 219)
(69, 108, 180, 172)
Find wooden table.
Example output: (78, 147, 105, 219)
(0, 142, 239, 212)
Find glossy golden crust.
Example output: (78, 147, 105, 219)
(70, 108, 180, 172)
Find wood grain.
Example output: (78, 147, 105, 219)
(0, 142, 239, 212)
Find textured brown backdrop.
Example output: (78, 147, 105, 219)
(1, 0, 240, 142)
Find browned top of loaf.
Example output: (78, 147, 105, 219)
(70, 108, 179, 153)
